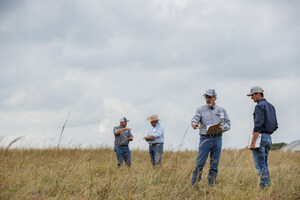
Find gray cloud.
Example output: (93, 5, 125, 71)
(0, 0, 299, 149)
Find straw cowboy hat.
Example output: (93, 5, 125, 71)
(147, 114, 160, 122)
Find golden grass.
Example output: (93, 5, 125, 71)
(0, 148, 299, 199)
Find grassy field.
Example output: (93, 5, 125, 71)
(0, 147, 299, 199)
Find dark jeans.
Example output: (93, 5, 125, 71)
(114, 144, 118, 154)
(117, 145, 131, 167)
(252, 134, 272, 189)
(191, 136, 222, 185)
(149, 143, 163, 166)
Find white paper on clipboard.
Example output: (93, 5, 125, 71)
(248, 133, 261, 148)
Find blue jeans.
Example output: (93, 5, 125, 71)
(114, 144, 118, 155)
(252, 134, 272, 189)
(117, 145, 131, 167)
(191, 136, 222, 185)
(149, 143, 163, 166)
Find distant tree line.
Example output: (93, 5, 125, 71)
(271, 142, 287, 150)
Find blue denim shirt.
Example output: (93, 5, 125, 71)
(191, 104, 231, 135)
(113, 125, 133, 146)
(253, 98, 278, 134)
(147, 122, 164, 144)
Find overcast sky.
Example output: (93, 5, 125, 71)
(0, 0, 299, 150)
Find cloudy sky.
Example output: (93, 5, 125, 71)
(0, 0, 299, 150)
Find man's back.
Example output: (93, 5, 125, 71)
(254, 99, 278, 134)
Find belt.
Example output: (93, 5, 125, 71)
(119, 145, 128, 147)
(149, 143, 162, 146)
(200, 133, 222, 137)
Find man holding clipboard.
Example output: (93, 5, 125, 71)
(247, 86, 278, 189)
(191, 89, 231, 186)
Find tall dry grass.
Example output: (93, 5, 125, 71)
(0, 147, 299, 199)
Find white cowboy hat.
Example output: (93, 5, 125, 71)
(147, 114, 160, 122)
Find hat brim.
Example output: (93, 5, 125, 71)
(203, 94, 216, 97)
(247, 93, 253, 96)
(147, 118, 160, 122)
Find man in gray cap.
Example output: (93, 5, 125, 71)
(247, 86, 278, 189)
(113, 117, 134, 167)
(144, 114, 164, 167)
(191, 89, 231, 186)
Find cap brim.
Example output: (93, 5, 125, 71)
(247, 93, 252, 96)
(203, 94, 215, 97)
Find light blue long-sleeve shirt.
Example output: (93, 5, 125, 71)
(147, 122, 164, 144)
(191, 104, 230, 135)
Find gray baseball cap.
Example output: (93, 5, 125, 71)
(204, 89, 217, 97)
(120, 117, 129, 122)
(247, 86, 264, 96)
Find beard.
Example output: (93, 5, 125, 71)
(206, 102, 212, 107)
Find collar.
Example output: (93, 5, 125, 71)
(257, 98, 266, 104)
(206, 104, 216, 110)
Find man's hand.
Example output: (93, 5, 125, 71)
(217, 125, 223, 132)
(128, 136, 133, 141)
(250, 143, 256, 150)
(192, 123, 199, 130)
(144, 135, 154, 141)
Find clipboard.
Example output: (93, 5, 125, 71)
(206, 122, 221, 135)
(248, 133, 261, 148)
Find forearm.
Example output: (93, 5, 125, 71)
(114, 129, 124, 135)
(191, 108, 201, 126)
(191, 116, 200, 126)
(221, 120, 230, 132)
(251, 132, 259, 146)
(145, 135, 154, 139)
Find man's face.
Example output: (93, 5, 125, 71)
(205, 95, 216, 107)
(251, 93, 259, 102)
(120, 121, 127, 127)
(151, 120, 158, 127)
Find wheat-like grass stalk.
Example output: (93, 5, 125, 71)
(3, 136, 23, 156)
(57, 111, 70, 150)
(50, 112, 70, 177)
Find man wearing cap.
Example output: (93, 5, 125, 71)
(113, 117, 134, 167)
(191, 89, 231, 186)
(247, 86, 278, 189)
(143, 115, 164, 167)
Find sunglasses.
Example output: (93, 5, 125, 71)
(204, 96, 214, 99)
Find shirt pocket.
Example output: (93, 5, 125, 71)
(215, 112, 222, 121)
